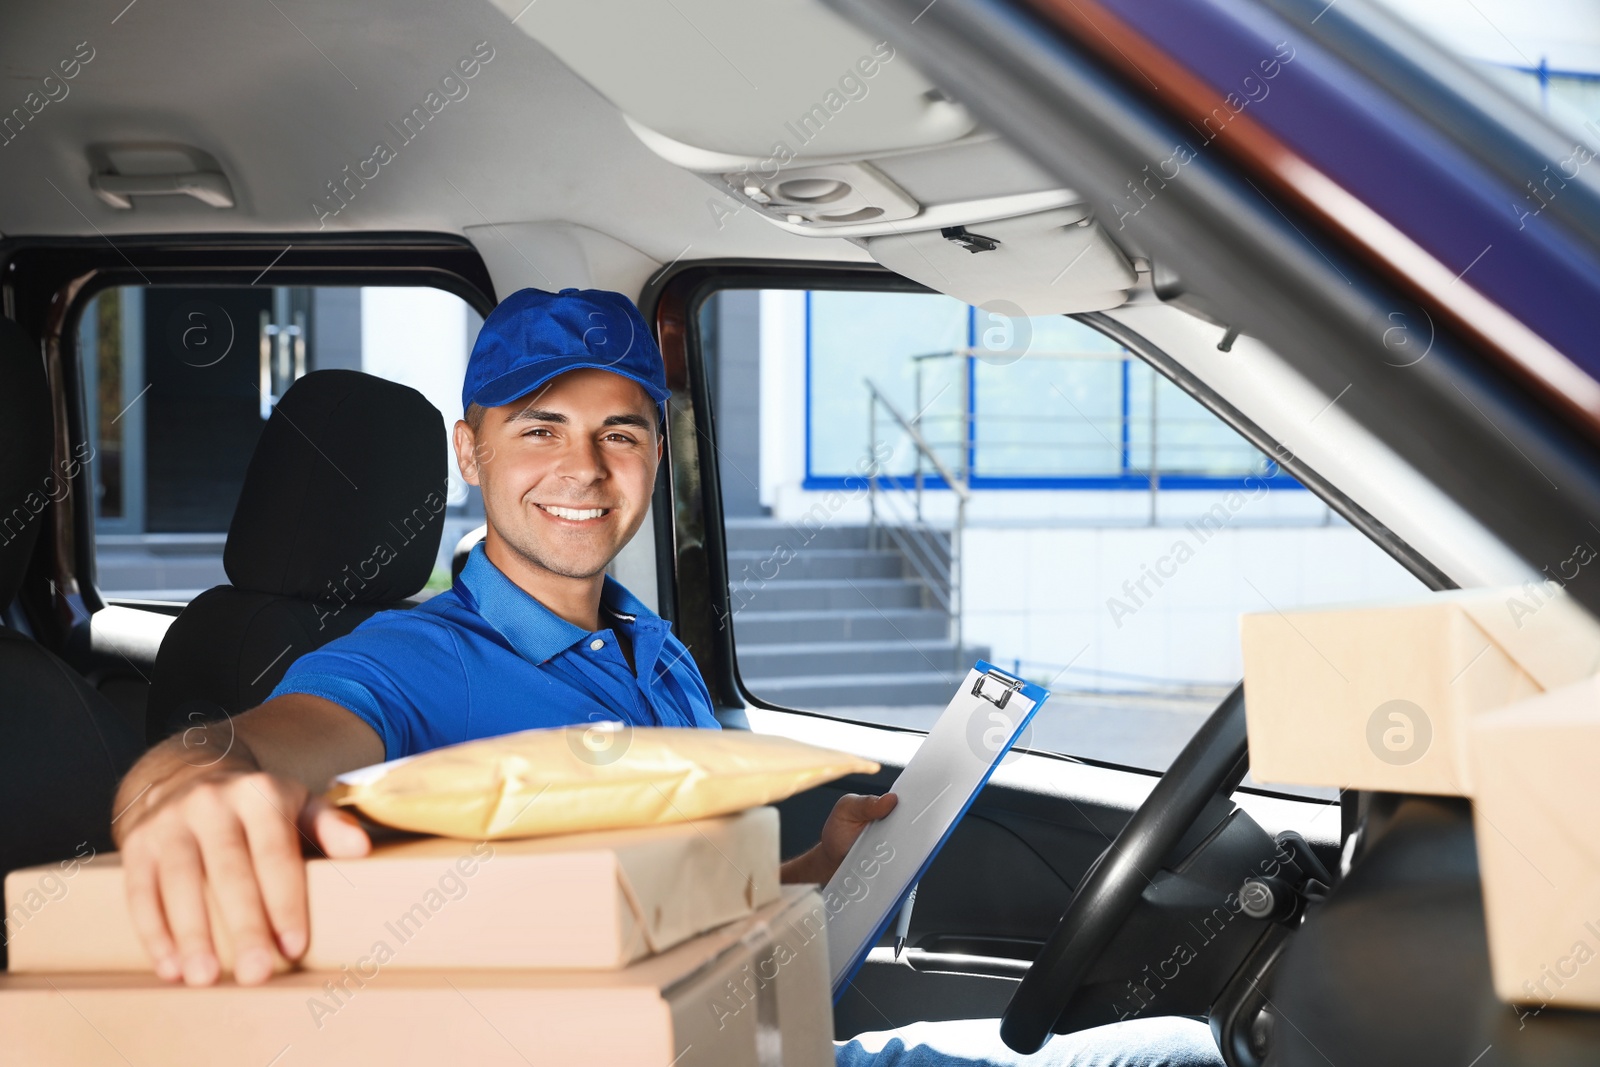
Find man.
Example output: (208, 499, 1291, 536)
(113, 287, 1219, 1067)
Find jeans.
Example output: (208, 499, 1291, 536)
(835, 1017, 1225, 1067)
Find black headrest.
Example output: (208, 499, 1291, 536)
(225, 370, 447, 604)
(0, 318, 51, 608)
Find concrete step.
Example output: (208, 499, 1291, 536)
(735, 639, 976, 678)
(730, 577, 929, 613)
(726, 548, 904, 582)
(722, 520, 873, 554)
(742, 670, 970, 708)
(720, 520, 971, 706)
(730, 608, 951, 644)
(892, 535, 953, 573)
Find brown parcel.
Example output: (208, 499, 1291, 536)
(5, 807, 778, 975)
(0, 886, 833, 1067)
(1469, 675, 1600, 1010)
(1239, 586, 1600, 794)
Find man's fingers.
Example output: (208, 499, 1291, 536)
(153, 836, 218, 986)
(235, 775, 316, 961)
(187, 797, 279, 986)
(237, 790, 313, 961)
(122, 839, 180, 981)
(116, 770, 367, 986)
(303, 796, 372, 859)
(839, 792, 898, 822)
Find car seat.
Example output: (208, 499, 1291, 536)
(0, 316, 143, 917)
(144, 370, 447, 743)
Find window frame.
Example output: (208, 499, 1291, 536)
(1, 232, 495, 639)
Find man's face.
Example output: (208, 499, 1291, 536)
(454, 368, 661, 581)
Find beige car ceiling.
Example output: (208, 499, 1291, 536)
(0, 0, 1131, 308)
(0, 0, 1538, 592)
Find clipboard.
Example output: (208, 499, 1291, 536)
(823, 660, 1050, 998)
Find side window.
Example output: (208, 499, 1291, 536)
(702, 287, 1426, 776)
(80, 285, 484, 603)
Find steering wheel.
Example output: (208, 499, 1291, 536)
(999, 683, 1251, 1054)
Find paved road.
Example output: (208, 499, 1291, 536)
(821, 689, 1338, 802)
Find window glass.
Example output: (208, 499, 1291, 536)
(802, 292, 1272, 488)
(704, 288, 1427, 786)
(1374, 0, 1600, 132)
(79, 285, 484, 603)
(806, 290, 967, 480)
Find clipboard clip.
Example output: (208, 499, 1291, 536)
(971, 668, 1024, 710)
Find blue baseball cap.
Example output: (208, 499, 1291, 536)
(462, 287, 669, 420)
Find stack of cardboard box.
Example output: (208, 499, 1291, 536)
(0, 806, 834, 1065)
(1241, 585, 1600, 1010)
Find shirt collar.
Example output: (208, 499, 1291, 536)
(458, 542, 664, 664)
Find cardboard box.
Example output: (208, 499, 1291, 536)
(1469, 675, 1600, 1009)
(5, 807, 778, 975)
(1240, 586, 1600, 793)
(0, 886, 834, 1067)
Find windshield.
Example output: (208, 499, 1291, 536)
(700, 288, 1426, 799)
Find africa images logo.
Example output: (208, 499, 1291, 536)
(166, 300, 235, 368)
(1366, 699, 1431, 766)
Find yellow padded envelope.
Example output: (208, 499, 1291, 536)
(328, 725, 879, 839)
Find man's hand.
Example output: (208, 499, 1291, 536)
(118, 769, 370, 985)
(110, 694, 384, 986)
(780, 793, 897, 885)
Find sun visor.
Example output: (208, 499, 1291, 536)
(863, 206, 1139, 315)
(492, 0, 975, 160)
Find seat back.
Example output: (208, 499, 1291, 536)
(0, 317, 142, 919)
(146, 370, 447, 742)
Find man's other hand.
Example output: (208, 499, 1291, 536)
(779, 792, 898, 885)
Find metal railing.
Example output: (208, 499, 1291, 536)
(904, 348, 1283, 524)
(865, 379, 969, 648)
(860, 349, 1295, 644)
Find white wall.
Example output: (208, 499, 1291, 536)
(760, 289, 809, 513)
(962, 522, 1426, 689)
(360, 287, 472, 506)
(753, 479, 1427, 688)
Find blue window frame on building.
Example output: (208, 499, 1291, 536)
(801, 290, 1303, 493)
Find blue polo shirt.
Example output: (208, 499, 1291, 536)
(269, 543, 719, 759)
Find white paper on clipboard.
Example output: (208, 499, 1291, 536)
(823, 660, 1050, 998)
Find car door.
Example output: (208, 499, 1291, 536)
(780, 0, 1600, 1058)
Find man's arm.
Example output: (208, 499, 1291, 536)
(112, 694, 384, 987)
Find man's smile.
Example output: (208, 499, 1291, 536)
(533, 502, 614, 523)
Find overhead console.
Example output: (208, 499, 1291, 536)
(495, 0, 1138, 313)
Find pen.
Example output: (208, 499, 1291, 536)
(893, 883, 918, 960)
